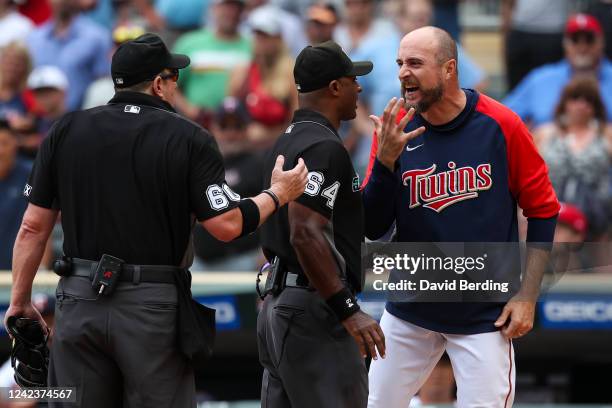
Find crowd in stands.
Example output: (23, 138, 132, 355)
(1, 0, 611, 273)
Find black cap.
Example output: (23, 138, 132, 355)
(293, 41, 373, 93)
(111, 33, 190, 88)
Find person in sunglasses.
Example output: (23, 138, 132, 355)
(504, 13, 612, 128)
(5, 33, 308, 408)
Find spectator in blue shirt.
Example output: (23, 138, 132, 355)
(504, 14, 612, 128)
(0, 119, 31, 270)
(27, 0, 111, 111)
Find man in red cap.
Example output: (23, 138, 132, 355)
(504, 13, 612, 128)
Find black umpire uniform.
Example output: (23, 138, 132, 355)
(24, 34, 240, 407)
(258, 43, 371, 407)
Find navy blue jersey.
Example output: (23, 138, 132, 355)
(362, 90, 560, 334)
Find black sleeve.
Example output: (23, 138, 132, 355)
(296, 140, 349, 219)
(189, 130, 240, 221)
(25, 118, 67, 209)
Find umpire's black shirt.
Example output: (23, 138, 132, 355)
(261, 109, 364, 292)
(25, 91, 238, 265)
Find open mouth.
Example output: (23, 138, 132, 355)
(404, 86, 420, 98)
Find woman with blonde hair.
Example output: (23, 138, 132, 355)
(228, 5, 297, 149)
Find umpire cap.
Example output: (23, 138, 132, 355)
(293, 40, 373, 93)
(111, 33, 190, 88)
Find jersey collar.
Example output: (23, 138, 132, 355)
(291, 109, 341, 140)
(108, 91, 176, 113)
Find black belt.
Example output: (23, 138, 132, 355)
(69, 258, 179, 284)
(284, 272, 357, 295)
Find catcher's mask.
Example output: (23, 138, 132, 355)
(7, 316, 49, 388)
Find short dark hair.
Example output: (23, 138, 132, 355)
(434, 28, 458, 65)
(114, 80, 153, 93)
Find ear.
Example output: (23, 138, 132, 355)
(445, 59, 457, 80)
(152, 76, 164, 97)
(328, 79, 341, 96)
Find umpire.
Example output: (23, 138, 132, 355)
(5, 33, 307, 408)
(258, 41, 385, 408)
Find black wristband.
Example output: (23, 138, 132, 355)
(262, 189, 280, 212)
(326, 287, 360, 321)
(238, 198, 260, 237)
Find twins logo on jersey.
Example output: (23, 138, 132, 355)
(401, 162, 492, 212)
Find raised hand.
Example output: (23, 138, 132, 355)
(370, 97, 426, 172)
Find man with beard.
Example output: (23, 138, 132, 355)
(362, 27, 560, 407)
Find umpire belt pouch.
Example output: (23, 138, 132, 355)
(263, 257, 283, 296)
(172, 269, 216, 366)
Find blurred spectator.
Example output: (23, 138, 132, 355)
(133, 0, 210, 46)
(0, 119, 30, 270)
(27, 0, 111, 111)
(555, 202, 588, 244)
(586, 0, 612, 61)
(19, 65, 68, 157)
(173, 0, 251, 121)
(504, 14, 612, 128)
(82, 24, 145, 109)
(18, 0, 52, 26)
(335, 0, 395, 52)
(431, 0, 460, 41)
(533, 76, 611, 236)
(240, 0, 307, 57)
(228, 5, 296, 148)
(0, 0, 34, 47)
(551, 203, 588, 275)
(241, 0, 308, 58)
(501, 0, 569, 91)
(333, 0, 397, 174)
(0, 41, 33, 122)
(193, 97, 263, 270)
(82, 0, 115, 30)
(394, 0, 487, 91)
(304, 3, 338, 45)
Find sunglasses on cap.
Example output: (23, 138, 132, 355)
(569, 31, 596, 45)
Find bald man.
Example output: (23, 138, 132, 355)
(362, 27, 560, 407)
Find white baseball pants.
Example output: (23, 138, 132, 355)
(368, 310, 515, 408)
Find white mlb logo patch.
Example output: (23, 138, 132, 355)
(124, 105, 140, 114)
